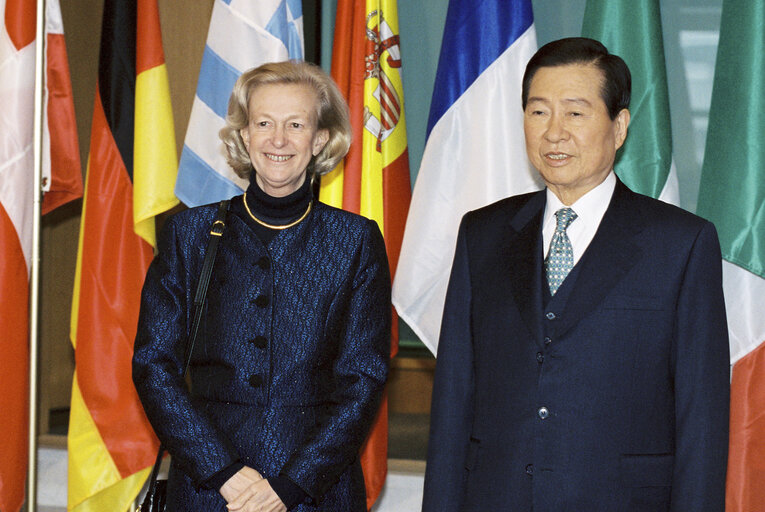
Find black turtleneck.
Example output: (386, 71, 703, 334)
(238, 175, 313, 245)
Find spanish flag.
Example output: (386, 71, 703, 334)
(1, 0, 82, 509)
(67, 0, 178, 510)
(319, 1, 411, 508)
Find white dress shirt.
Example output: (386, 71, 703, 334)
(542, 171, 616, 265)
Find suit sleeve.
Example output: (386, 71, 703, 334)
(670, 221, 730, 511)
(280, 219, 391, 502)
(422, 218, 475, 512)
(132, 216, 240, 485)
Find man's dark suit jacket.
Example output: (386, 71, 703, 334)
(422, 180, 730, 511)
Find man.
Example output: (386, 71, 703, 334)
(422, 38, 729, 511)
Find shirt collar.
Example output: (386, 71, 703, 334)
(543, 171, 616, 232)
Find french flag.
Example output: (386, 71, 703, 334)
(393, 0, 542, 354)
(175, 0, 304, 207)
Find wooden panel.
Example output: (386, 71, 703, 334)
(388, 357, 436, 415)
(158, 0, 214, 157)
(39, 202, 81, 433)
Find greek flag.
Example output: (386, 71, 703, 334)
(175, 0, 304, 207)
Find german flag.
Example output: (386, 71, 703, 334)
(67, 0, 178, 510)
(319, 1, 412, 508)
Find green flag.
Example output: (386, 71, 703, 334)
(697, 3, 765, 509)
(582, 0, 677, 202)
(697, 2, 765, 280)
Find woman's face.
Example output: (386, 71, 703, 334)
(240, 83, 329, 197)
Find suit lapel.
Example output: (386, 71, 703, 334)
(504, 191, 546, 341)
(555, 180, 646, 338)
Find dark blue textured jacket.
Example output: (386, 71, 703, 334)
(133, 197, 391, 511)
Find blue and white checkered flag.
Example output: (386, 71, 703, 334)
(175, 0, 304, 207)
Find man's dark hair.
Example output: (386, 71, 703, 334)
(522, 37, 631, 120)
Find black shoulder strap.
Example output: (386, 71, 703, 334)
(143, 199, 230, 498)
(183, 199, 230, 373)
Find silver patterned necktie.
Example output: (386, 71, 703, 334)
(544, 207, 578, 295)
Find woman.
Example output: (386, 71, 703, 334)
(133, 61, 391, 511)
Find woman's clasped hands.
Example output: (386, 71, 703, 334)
(220, 466, 287, 512)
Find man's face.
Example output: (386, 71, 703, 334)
(523, 63, 629, 205)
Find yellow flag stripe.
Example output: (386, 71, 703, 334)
(360, 125, 384, 225)
(134, 63, 179, 247)
(319, 161, 346, 209)
(67, 377, 149, 512)
(70, 469, 149, 512)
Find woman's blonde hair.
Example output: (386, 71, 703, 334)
(219, 60, 351, 179)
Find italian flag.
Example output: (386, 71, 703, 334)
(581, 0, 679, 204)
(697, 0, 765, 509)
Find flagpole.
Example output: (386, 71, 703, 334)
(27, 0, 46, 509)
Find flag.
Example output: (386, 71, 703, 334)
(319, 1, 411, 507)
(0, 0, 81, 509)
(581, 0, 679, 204)
(67, 0, 178, 510)
(696, 1, 765, 509)
(392, 0, 540, 354)
(175, 0, 304, 207)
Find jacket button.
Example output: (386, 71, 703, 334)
(536, 352, 544, 363)
(253, 295, 269, 307)
(256, 257, 270, 270)
(544, 336, 552, 346)
(248, 374, 263, 388)
(545, 311, 556, 320)
(251, 336, 267, 348)
(525, 464, 534, 475)
(538, 407, 550, 419)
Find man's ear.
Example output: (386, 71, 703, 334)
(614, 108, 630, 150)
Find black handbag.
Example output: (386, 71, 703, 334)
(138, 199, 229, 512)
(138, 450, 167, 512)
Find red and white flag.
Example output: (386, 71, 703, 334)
(0, 0, 81, 510)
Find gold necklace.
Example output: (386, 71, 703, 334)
(243, 192, 312, 230)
